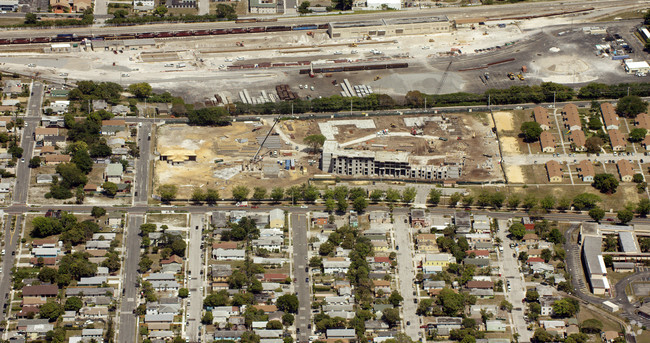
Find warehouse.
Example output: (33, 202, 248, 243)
(623, 60, 650, 75)
(327, 16, 451, 39)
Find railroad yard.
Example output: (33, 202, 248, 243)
(0, 12, 645, 103)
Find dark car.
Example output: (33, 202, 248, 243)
(305, 277, 309, 282)
(305, 267, 308, 272)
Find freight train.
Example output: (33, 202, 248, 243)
(298, 63, 409, 74)
(0, 22, 329, 45)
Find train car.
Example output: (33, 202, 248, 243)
(136, 33, 156, 38)
(266, 26, 291, 32)
(175, 31, 192, 37)
(157, 32, 173, 38)
(194, 30, 209, 36)
(31, 37, 51, 43)
(344, 66, 364, 71)
(257, 18, 277, 22)
(387, 62, 408, 69)
(230, 28, 247, 34)
(0, 39, 10, 45)
(317, 24, 329, 29)
(249, 27, 265, 33)
(365, 64, 387, 70)
(211, 29, 229, 35)
(293, 25, 318, 31)
(236, 18, 257, 23)
(11, 38, 30, 44)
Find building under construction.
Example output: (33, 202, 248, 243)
(321, 141, 461, 180)
(327, 16, 452, 39)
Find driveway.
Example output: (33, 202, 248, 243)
(393, 213, 421, 339)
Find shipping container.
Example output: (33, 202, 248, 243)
(293, 25, 318, 31)
(612, 55, 629, 60)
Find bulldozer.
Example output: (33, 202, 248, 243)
(507, 72, 515, 80)
(349, 43, 358, 47)
(374, 75, 381, 81)
(517, 73, 525, 81)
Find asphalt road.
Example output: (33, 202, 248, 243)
(0, 215, 20, 323)
(613, 272, 650, 327)
(13, 82, 44, 205)
(186, 214, 205, 342)
(291, 213, 310, 343)
(497, 219, 531, 343)
(393, 214, 420, 339)
(134, 123, 152, 205)
(118, 214, 143, 343)
(0, 0, 636, 39)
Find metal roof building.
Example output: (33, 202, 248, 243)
(618, 231, 640, 253)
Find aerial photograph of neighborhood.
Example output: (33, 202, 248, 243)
(1, 0, 650, 342)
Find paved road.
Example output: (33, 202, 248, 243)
(613, 272, 650, 327)
(186, 214, 205, 343)
(497, 219, 531, 343)
(0, 215, 20, 323)
(14, 82, 44, 205)
(94, 0, 108, 17)
(134, 123, 152, 205)
(393, 214, 420, 340)
(118, 214, 143, 343)
(291, 213, 310, 343)
(197, 0, 209, 15)
(0, 0, 637, 39)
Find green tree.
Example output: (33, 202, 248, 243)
(587, 116, 602, 130)
(428, 188, 442, 206)
(507, 194, 521, 209)
(588, 207, 605, 222)
(25, 13, 37, 24)
(91, 206, 106, 218)
(337, 197, 348, 212)
(525, 290, 539, 302)
(325, 198, 337, 213)
(40, 302, 64, 321)
(617, 208, 634, 224)
(28, 156, 41, 168)
(540, 195, 556, 211)
(401, 187, 417, 203)
(191, 188, 205, 203)
(201, 311, 213, 325)
(381, 308, 401, 327)
(157, 184, 177, 202)
(585, 136, 603, 154)
(629, 128, 648, 142)
(333, 0, 353, 10)
(385, 188, 401, 203)
(205, 188, 220, 204)
(552, 298, 579, 318)
(277, 294, 299, 313)
(270, 187, 284, 202)
(178, 288, 189, 298)
(71, 148, 93, 174)
(297, 0, 312, 13)
(102, 181, 118, 197)
(592, 173, 619, 194)
(509, 222, 525, 240)
(353, 196, 368, 213)
(579, 318, 603, 334)
(370, 189, 384, 202)
(64, 297, 83, 312)
(637, 198, 650, 217)
(388, 290, 404, 307)
(153, 4, 168, 16)
(437, 288, 466, 316)
(500, 299, 513, 312)
(252, 187, 267, 201)
(232, 185, 250, 202)
(128, 82, 152, 99)
(572, 193, 600, 210)
(616, 95, 648, 118)
(449, 192, 462, 207)
(303, 134, 326, 152)
(282, 313, 295, 326)
(520, 121, 543, 142)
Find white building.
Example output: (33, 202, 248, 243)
(624, 60, 650, 75)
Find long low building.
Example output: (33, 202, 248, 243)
(582, 234, 610, 295)
(321, 141, 461, 180)
(328, 16, 451, 39)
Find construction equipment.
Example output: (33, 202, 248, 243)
(251, 118, 279, 163)
(236, 42, 244, 47)
(390, 123, 397, 128)
(306, 31, 314, 37)
(349, 43, 358, 47)
(517, 73, 525, 80)
(374, 75, 381, 81)
(411, 127, 423, 135)
(507, 72, 515, 80)
(521, 65, 527, 73)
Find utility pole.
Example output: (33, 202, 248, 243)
(553, 91, 556, 109)
(424, 97, 427, 111)
(488, 94, 491, 109)
(350, 98, 353, 115)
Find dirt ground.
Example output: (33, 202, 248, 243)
(493, 111, 514, 132)
(504, 165, 524, 184)
(500, 137, 521, 155)
(154, 122, 319, 198)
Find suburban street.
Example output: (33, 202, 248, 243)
(118, 214, 143, 343)
(291, 213, 310, 343)
(186, 214, 205, 342)
(14, 82, 44, 205)
(497, 219, 531, 343)
(393, 214, 420, 339)
(0, 215, 20, 323)
(134, 123, 152, 205)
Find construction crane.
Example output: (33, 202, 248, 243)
(434, 61, 453, 95)
(251, 118, 280, 163)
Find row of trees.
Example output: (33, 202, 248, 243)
(105, 4, 237, 24)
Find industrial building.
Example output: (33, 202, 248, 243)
(623, 60, 650, 75)
(327, 16, 451, 39)
(321, 141, 461, 180)
(581, 233, 610, 295)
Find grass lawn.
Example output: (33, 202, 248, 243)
(0, 17, 26, 26)
(637, 331, 650, 343)
(168, 7, 198, 15)
(597, 9, 647, 22)
(576, 306, 623, 332)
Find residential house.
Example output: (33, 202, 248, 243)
(422, 316, 462, 337)
(101, 120, 126, 136)
(213, 248, 245, 261)
(601, 103, 619, 130)
(540, 131, 556, 153)
(523, 233, 539, 245)
(466, 280, 493, 290)
(34, 128, 59, 141)
(22, 285, 58, 297)
(323, 257, 351, 274)
(252, 237, 283, 251)
(463, 258, 490, 268)
(562, 104, 582, 131)
(422, 253, 453, 274)
(269, 209, 284, 228)
(416, 234, 438, 251)
(104, 163, 123, 183)
(568, 130, 586, 151)
(111, 105, 130, 116)
(41, 116, 66, 128)
(465, 250, 489, 259)
(643, 136, 650, 151)
(3, 80, 22, 95)
(326, 329, 356, 339)
(410, 208, 427, 227)
(211, 211, 228, 227)
(107, 212, 122, 227)
(369, 211, 390, 223)
(533, 106, 551, 130)
(486, 320, 506, 332)
(372, 280, 391, 296)
(576, 160, 595, 182)
(545, 160, 563, 183)
(608, 129, 627, 151)
(617, 159, 634, 182)
(160, 255, 183, 274)
(312, 212, 328, 225)
(262, 273, 287, 282)
(44, 154, 71, 165)
(92, 100, 108, 111)
(636, 112, 650, 130)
